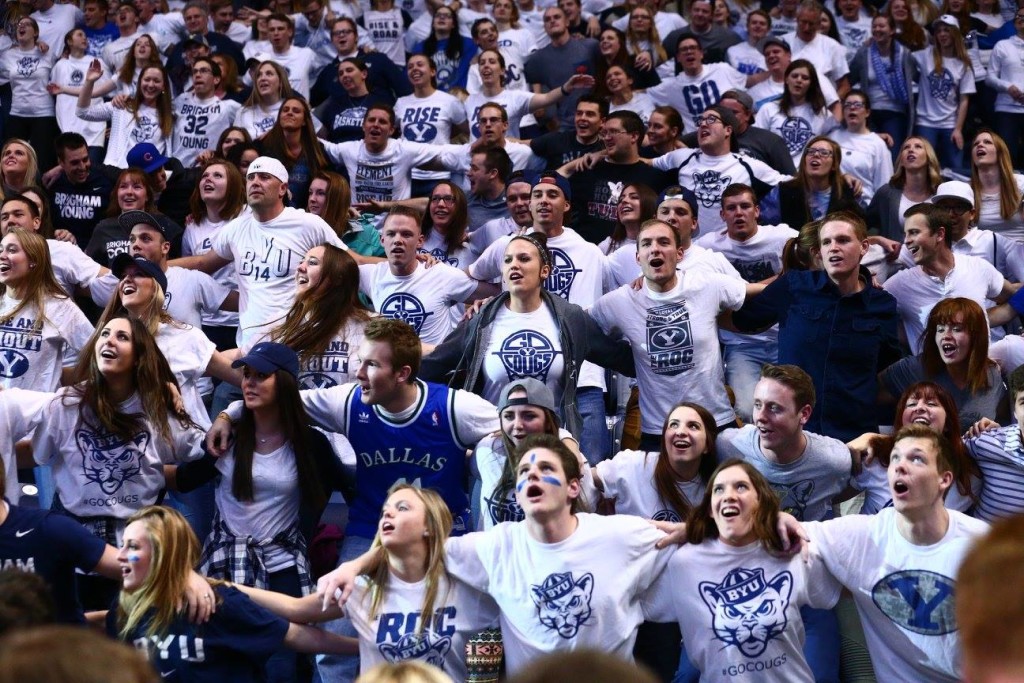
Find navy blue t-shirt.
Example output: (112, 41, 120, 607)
(0, 504, 105, 622)
(108, 586, 290, 683)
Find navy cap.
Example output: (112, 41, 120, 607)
(126, 142, 170, 174)
(659, 186, 700, 228)
(761, 36, 791, 53)
(232, 342, 300, 378)
(529, 171, 572, 201)
(111, 254, 168, 294)
(118, 209, 167, 237)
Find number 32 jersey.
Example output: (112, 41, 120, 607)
(171, 93, 242, 167)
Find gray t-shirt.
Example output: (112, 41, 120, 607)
(523, 37, 600, 131)
(716, 424, 852, 522)
(880, 354, 1006, 427)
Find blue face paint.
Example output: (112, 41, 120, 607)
(516, 478, 527, 492)
(127, 553, 141, 563)
(530, 453, 536, 463)
(541, 476, 562, 487)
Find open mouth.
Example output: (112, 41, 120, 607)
(907, 245, 921, 258)
(720, 505, 740, 518)
(648, 257, 665, 268)
(911, 416, 932, 426)
(380, 521, 395, 533)
(508, 271, 523, 282)
(0, 263, 10, 274)
(525, 483, 543, 498)
(893, 480, 909, 495)
(941, 342, 957, 356)
(100, 347, 118, 359)
(671, 438, 691, 450)
(202, 182, 216, 192)
(296, 273, 309, 285)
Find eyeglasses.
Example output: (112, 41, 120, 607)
(842, 101, 866, 110)
(332, 29, 355, 36)
(193, 67, 213, 75)
(695, 115, 722, 126)
(430, 195, 456, 204)
(805, 148, 834, 158)
(940, 203, 972, 215)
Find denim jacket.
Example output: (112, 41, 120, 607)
(733, 267, 901, 441)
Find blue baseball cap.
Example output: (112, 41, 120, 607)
(232, 342, 299, 378)
(529, 171, 572, 201)
(126, 142, 170, 174)
(111, 254, 168, 294)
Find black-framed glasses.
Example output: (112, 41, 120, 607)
(843, 101, 866, 110)
(332, 29, 355, 36)
(430, 195, 456, 204)
(805, 148, 834, 158)
(695, 115, 722, 126)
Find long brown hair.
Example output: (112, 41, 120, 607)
(259, 96, 329, 173)
(308, 170, 351, 237)
(970, 129, 1021, 219)
(890, 136, 943, 193)
(117, 34, 161, 87)
(69, 314, 194, 444)
(272, 244, 370, 358)
(231, 368, 325, 510)
(780, 59, 826, 115)
(362, 484, 452, 634)
(129, 65, 174, 138)
(187, 158, 246, 225)
(606, 182, 657, 254)
(920, 297, 993, 393)
(652, 402, 718, 522)
(0, 227, 68, 329)
(422, 181, 469, 255)
(242, 60, 295, 108)
(796, 136, 845, 198)
(686, 459, 784, 552)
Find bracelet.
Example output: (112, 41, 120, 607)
(560, 83, 569, 96)
(215, 411, 234, 425)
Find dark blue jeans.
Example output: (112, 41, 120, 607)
(914, 125, 959, 169)
(869, 109, 910, 162)
(266, 567, 307, 683)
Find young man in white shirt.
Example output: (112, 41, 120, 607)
(358, 207, 492, 345)
(101, 1, 143, 73)
(251, 13, 318, 98)
(648, 105, 791, 237)
(171, 57, 242, 166)
(169, 156, 347, 352)
(696, 183, 797, 423)
(781, 0, 850, 95)
(804, 425, 990, 683)
(590, 218, 749, 445)
(883, 202, 1015, 354)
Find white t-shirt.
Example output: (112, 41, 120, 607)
(990, 334, 1024, 375)
(716, 425, 853, 522)
(182, 216, 240, 328)
(470, 228, 608, 390)
(748, 73, 840, 112)
(100, 33, 140, 74)
(250, 46, 318, 99)
(171, 93, 242, 167)
(394, 89, 466, 181)
(754, 101, 840, 166)
(48, 239, 103, 297)
(781, 31, 850, 82)
(154, 321, 216, 426)
(32, 389, 205, 520)
(975, 173, 1024, 241)
(291, 317, 368, 390)
(214, 442, 300, 572)
(31, 3, 82, 55)
(50, 55, 109, 147)
(236, 102, 284, 140)
(836, 15, 873, 61)
(465, 89, 533, 142)
(0, 294, 93, 393)
(480, 304, 565, 404)
(829, 129, 894, 207)
(419, 229, 476, 270)
(211, 207, 345, 349)
(645, 538, 841, 683)
(138, 13, 186, 53)
(594, 449, 704, 522)
(0, 389, 53, 502)
(609, 92, 655, 126)
(358, 262, 478, 345)
(912, 52, 976, 128)
(76, 101, 169, 168)
(444, 513, 673, 674)
(466, 35, 535, 128)
(647, 64, 748, 134)
(727, 41, 766, 75)
(90, 266, 230, 332)
(804, 508, 989, 683)
(882, 254, 1004, 354)
(344, 571, 499, 680)
(651, 149, 791, 236)
(363, 8, 409, 66)
(323, 139, 438, 206)
(0, 46, 58, 117)
(695, 224, 795, 347)
(988, 34, 1024, 114)
(589, 270, 746, 431)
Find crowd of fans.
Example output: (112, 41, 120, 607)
(3, 0, 1024, 680)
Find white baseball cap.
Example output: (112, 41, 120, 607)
(931, 180, 974, 207)
(247, 156, 289, 184)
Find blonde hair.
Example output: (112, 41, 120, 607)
(0, 139, 40, 193)
(362, 484, 452, 635)
(0, 228, 68, 330)
(970, 129, 1021, 219)
(117, 506, 216, 640)
(356, 661, 454, 683)
(890, 136, 942, 193)
(0, 625, 159, 683)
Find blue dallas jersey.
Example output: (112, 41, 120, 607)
(344, 381, 473, 538)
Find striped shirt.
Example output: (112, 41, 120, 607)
(965, 425, 1024, 521)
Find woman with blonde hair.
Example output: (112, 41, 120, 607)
(912, 17, 975, 167)
(625, 6, 668, 69)
(231, 483, 499, 681)
(76, 60, 173, 168)
(970, 129, 1024, 239)
(0, 17, 59, 171)
(357, 662, 454, 683)
(236, 60, 297, 139)
(0, 139, 39, 198)
(110, 505, 357, 681)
